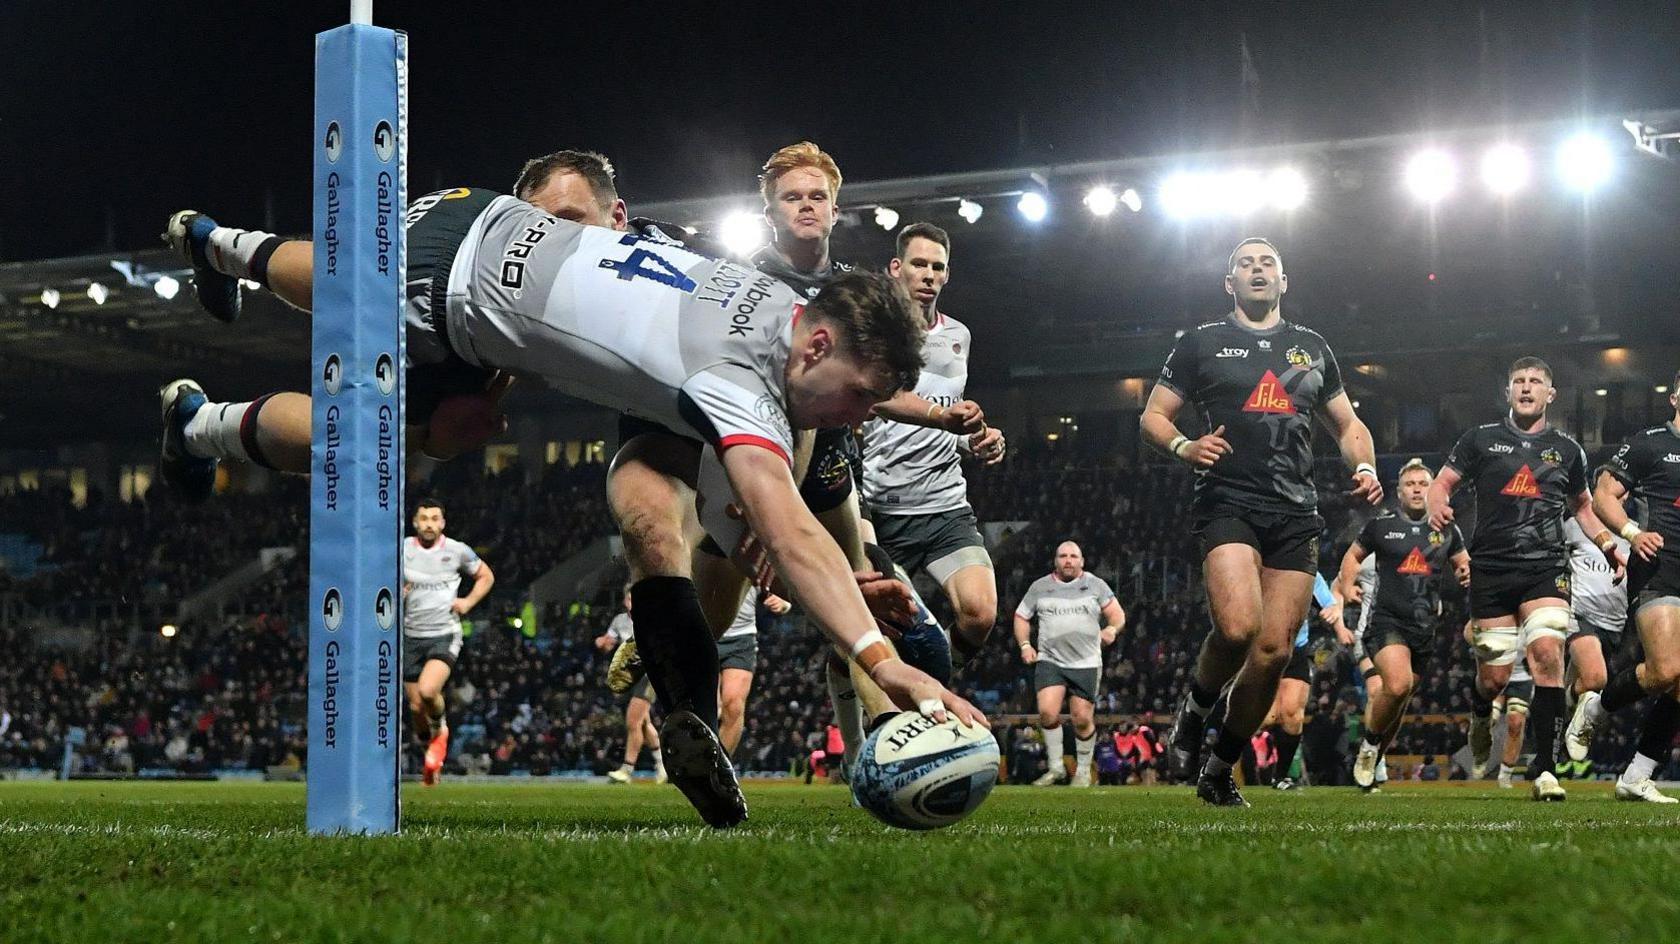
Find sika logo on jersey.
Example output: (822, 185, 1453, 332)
(1500, 464, 1541, 498)
(1242, 370, 1296, 415)
(1397, 546, 1432, 575)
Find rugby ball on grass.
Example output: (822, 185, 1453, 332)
(851, 712, 999, 830)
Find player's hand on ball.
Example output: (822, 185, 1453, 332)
(1348, 469, 1383, 505)
(1019, 643, 1038, 664)
(868, 658, 988, 728)
(1632, 531, 1665, 562)
(1181, 425, 1232, 468)
(856, 571, 915, 625)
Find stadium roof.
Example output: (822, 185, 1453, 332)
(3, 112, 1678, 450)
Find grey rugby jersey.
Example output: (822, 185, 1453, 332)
(862, 313, 973, 517)
(1015, 572, 1117, 670)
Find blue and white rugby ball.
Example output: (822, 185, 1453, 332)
(851, 712, 999, 830)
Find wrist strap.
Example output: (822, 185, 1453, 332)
(1621, 521, 1644, 541)
(1168, 435, 1190, 457)
(1354, 462, 1378, 479)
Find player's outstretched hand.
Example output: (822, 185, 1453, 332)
(856, 571, 916, 625)
(941, 400, 986, 434)
(867, 658, 988, 728)
(1180, 425, 1232, 468)
(1632, 531, 1665, 562)
(1349, 470, 1384, 506)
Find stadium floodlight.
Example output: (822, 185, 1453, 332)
(1657, 385, 1671, 394)
(1159, 173, 1204, 220)
(1016, 190, 1048, 223)
(86, 282, 109, 305)
(1557, 133, 1614, 192)
(40, 287, 60, 309)
(1083, 185, 1118, 217)
(873, 206, 900, 230)
(1268, 167, 1308, 210)
(719, 211, 764, 256)
(1218, 169, 1264, 213)
(956, 199, 983, 223)
(1404, 149, 1457, 203)
(1480, 143, 1531, 195)
(1119, 188, 1142, 213)
(153, 275, 181, 300)
(160, 624, 177, 638)
(1594, 388, 1609, 397)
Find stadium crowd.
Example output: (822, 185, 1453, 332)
(0, 445, 1663, 783)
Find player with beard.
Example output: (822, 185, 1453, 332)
(1147, 237, 1382, 807)
(1566, 376, 1680, 802)
(1427, 357, 1623, 801)
(1340, 459, 1470, 789)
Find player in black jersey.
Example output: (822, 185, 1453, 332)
(1570, 372, 1680, 802)
(1145, 237, 1382, 807)
(1337, 459, 1469, 788)
(1426, 356, 1623, 801)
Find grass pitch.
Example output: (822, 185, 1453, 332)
(3, 779, 1677, 943)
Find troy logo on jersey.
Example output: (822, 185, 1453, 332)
(1397, 546, 1432, 575)
(1242, 370, 1296, 415)
(1500, 464, 1541, 498)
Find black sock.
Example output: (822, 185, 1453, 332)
(1471, 687, 1494, 718)
(248, 236, 286, 287)
(1188, 679, 1219, 715)
(1529, 686, 1565, 777)
(629, 576, 720, 732)
(1637, 696, 1680, 760)
(1211, 725, 1248, 765)
(1601, 665, 1646, 714)
(1272, 727, 1301, 776)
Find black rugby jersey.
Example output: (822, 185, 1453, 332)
(1443, 417, 1588, 567)
(1354, 510, 1465, 625)
(1604, 422, 1680, 566)
(749, 246, 853, 300)
(1156, 315, 1345, 516)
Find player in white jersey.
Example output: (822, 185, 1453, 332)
(402, 499, 494, 786)
(717, 586, 790, 757)
(595, 587, 667, 784)
(862, 223, 1006, 660)
(1559, 518, 1624, 761)
(163, 164, 983, 827)
(1014, 542, 1126, 787)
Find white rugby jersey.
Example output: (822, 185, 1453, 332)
(444, 197, 802, 465)
(605, 612, 634, 645)
(861, 313, 973, 516)
(402, 536, 481, 638)
(723, 587, 759, 640)
(1354, 555, 1377, 631)
(1565, 519, 1627, 631)
(1015, 572, 1116, 670)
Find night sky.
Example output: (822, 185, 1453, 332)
(3, 1, 1676, 262)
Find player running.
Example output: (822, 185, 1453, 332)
(1146, 237, 1382, 807)
(717, 586, 790, 757)
(1427, 357, 1623, 801)
(1261, 571, 1339, 789)
(595, 586, 668, 784)
(1341, 459, 1470, 789)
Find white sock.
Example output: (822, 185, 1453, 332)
(1040, 724, 1063, 774)
(1499, 763, 1513, 778)
(1376, 757, 1389, 782)
(430, 713, 447, 738)
(1074, 732, 1095, 778)
(183, 400, 255, 461)
(1622, 752, 1659, 785)
(206, 227, 278, 280)
(826, 661, 864, 771)
(651, 747, 664, 770)
(618, 761, 633, 774)
(1586, 695, 1609, 726)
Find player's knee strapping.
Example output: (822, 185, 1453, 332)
(629, 576, 720, 731)
(1471, 622, 1522, 666)
(1519, 606, 1571, 647)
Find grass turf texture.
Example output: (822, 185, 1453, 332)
(3, 780, 1678, 943)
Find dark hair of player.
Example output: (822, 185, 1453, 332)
(895, 222, 950, 259)
(807, 271, 926, 394)
(415, 498, 445, 515)
(1228, 237, 1282, 273)
(513, 150, 619, 209)
(1508, 356, 1553, 383)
